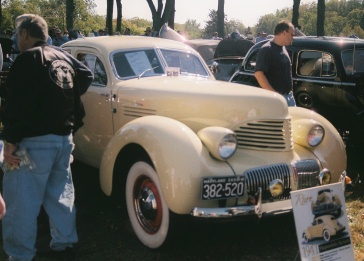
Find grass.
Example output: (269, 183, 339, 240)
(345, 180, 364, 260)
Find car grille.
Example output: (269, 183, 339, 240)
(122, 106, 156, 117)
(244, 160, 320, 201)
(234, 119, 293, 151)
(294, 159, 321, 189)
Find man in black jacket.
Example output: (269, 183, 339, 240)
(1, 14, 93, 261)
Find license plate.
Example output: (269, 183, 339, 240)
(201, 176, 245, 200)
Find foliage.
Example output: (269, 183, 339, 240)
(0, 0, 363, 39)
(254, 0, 364, 37)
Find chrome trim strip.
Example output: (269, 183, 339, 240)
(191, 188, 262, 218)
(233, 71, 356, 87)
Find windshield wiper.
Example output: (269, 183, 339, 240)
(138, 66, 160, 79)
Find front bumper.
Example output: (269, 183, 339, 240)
(191, 170, 347, 219)
(191, 187, 292, 218)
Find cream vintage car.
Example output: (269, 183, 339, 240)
(61, 36, 347, 249)
(302, 215, 345, 242)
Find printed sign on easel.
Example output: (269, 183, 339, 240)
(290, 183, 355, 261)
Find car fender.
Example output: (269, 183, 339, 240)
(99, 115, 232, 213)
(289, 106, 346, 182)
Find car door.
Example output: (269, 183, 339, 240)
(73, 49, 114, 167)
(293, 50, 339, 112)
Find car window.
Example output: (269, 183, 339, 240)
(160, 49, 209, 77)
(112, 49, 164, 79)
(77, 53, 107, 87)
(298, 51, 336, 77)
(342, 49, 364, 74)
(244, 51, 258, 72)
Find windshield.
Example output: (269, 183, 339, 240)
(112, 48, 208, 79)
(342, 49, 364, 75)
(160, 49, 209, 76)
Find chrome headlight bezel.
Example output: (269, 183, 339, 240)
(197, 127, 238, 161)
(307, 125, 325, 147)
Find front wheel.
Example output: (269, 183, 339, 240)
(322, 229, 331, 242)
(126, 161, 169, 249)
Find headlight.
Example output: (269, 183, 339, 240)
(319, 168, 331, 185)
(218, 134, 238, 159)
(269, 179, 284, 197)
(197, 127, 238, 161)
(307, 125, 325, 147)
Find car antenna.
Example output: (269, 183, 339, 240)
(138, 66, 159, 79)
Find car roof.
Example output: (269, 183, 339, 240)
(251, 36, 364, 52)
(291, 36, 364, 50)
(62, 35, 196, 54)
(214, 39, 254, 58)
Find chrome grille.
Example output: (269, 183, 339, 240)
(244, 164, 292, 201)
(234, 119, 293, 151)
(293, 159, 321, 189)
(244, 160, 321, 201)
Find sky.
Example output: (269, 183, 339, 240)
(93, 0, 313, 28)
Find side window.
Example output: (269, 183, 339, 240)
(77, 53, 107, 87)
(298, 51, 336, 77)
(244, 51, 258, 72)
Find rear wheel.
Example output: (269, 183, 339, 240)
(126, 161, 169, 249)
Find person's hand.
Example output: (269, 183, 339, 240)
(3, 142, 20, 170)
(0, 193, 5, 219)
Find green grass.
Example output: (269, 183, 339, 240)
(346, 181, 364, 260)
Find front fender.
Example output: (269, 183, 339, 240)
(289, 107, 346, 182)
(99, 115, 232, 214)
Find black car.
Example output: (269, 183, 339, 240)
(230, 36, 364, 141)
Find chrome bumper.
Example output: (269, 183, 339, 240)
(191, 188, 263, 218)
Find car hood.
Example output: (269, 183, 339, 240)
(115, 77, 289, 131)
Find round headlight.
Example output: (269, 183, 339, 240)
(307, 125, 325, 147)
(269, 179, 284, 198)
(319, 168, 331, 185)
(218, 134, 238, 159)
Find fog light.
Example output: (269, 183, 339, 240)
(269, 179, 284, 197)
(319, 168, 331, 185)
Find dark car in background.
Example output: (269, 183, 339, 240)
(229, 36, 364, 143)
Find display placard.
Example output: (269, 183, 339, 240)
(290, 183, 355, 261)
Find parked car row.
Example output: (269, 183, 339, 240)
(229, 36, 364, 143)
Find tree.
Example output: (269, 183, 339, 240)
(217, 0, 224, 39)
(317, 0, 325, 36)
(106, 0, 113, 34)
(66, 0, 74, 31)
(146, 0, 175, 31)
(116, 0, 122, 33)
(292, 0, 301, 28)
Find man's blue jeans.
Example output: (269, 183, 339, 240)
(2, 134, 78, 261)
(282, 91, 296, 107)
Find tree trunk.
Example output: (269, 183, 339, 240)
(146, 0, 175, 31)
(292, 0, 301, 29)
(0, 0, 2, 28)
(217, 0, 225, 39)
(106, 0, 114, 35)
(317, 0, 325, 36)
(66, 0, 74, 31)
(167, 0, 175, 29)
(116, 0, 122, 33)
